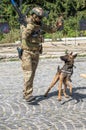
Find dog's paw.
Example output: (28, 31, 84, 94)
(69, 93, 72, 96)
(65, 95, 69, 98)
(69, 91, 72, 96)
(58, 97, 62, 101)
(44, 93, 47, 97)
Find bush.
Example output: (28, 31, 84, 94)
(0, 29, 20, 44)
(0, 33, 4, 41)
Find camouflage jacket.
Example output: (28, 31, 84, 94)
(21, 17, 56, 50)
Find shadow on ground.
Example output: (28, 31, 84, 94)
(28, 86, 86, 105)
(61, 86, 86, 105)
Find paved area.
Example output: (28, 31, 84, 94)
(0, 58, 86, 130)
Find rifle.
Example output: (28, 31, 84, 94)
(11, 0, 28, 59)
(11, 0, 28, 27)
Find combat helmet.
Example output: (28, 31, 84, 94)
(31, 7, 44, 18)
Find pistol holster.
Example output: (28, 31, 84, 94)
(17, 47, 23, 59)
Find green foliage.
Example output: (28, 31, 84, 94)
(0, 29, 20, 44)
(0, 33, 4, 41)
(0, 0, 86, 43)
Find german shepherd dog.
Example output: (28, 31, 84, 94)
(44, 52, 77, 101)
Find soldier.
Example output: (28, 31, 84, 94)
(21, 7, 63, 102)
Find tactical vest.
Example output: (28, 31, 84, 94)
(21, 17, 43, 50)
(21, 17, 56, 50)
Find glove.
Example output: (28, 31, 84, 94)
(56, 16, 64, 30)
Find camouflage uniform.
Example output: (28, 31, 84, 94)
(21, 16, 57, 99)
(20, 7, 62, 100)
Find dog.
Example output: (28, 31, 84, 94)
(44, 52, 77, 101)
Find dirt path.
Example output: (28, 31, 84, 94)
(0, 40, 86, 61)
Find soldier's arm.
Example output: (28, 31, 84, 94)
(22, 23, 34, 39)
(41, 23, 56, 33)
(41, 19, 63, 33)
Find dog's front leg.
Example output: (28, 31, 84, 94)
(44, 73, 59, 97)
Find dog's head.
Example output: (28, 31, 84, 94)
(60, 52, 77, 65)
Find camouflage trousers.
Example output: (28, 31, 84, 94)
(21, 50, 39, 98)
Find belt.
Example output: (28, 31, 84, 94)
(23, 47, 39, 51)
(22, 40, 40, 51)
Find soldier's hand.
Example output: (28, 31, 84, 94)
(56, 16, 63, 30)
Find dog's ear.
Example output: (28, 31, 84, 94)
(73, 54, 77, 59)
(70, 52, 73, 55)
(60, 55, 68, 62)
